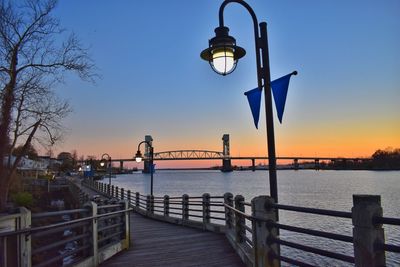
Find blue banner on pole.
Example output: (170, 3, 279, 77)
(244, 87, 262, 129)
(271, 71, 297, 123)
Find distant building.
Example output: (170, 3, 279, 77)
(38, 156, 62, 170)
(3, 155, 48, 171)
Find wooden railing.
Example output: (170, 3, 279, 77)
(0, 184, 131, 267)
(85, 179, 400, 267)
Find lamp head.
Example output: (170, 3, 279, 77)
(100, 160, 105, 167)
(200, 26, 246, 75)
(135, 150, 143, 163)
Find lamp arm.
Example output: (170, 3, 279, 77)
(138, 141, 153, 151)
(101, 153, 111, 160)
(219, 0, 259, 38)
(218, 0, 263, 89)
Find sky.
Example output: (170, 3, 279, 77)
(50, 0, 399, 168)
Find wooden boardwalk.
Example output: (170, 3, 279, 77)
(100, 212, 245, 267)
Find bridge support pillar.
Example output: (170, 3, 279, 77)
(119, 160, 123, 172)
(314, 159, 320, 170)
(143, 135, 153, 173)
(251, 159, 256, 171)
(294, 158, 299, 170)
(221, 134, 233, 172)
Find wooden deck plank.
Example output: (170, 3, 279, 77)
(100, 212, 245, 267)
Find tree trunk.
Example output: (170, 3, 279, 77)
(0, 83, 16, 211)
(0, 49, 18, 211)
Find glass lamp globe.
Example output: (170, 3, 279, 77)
(200, 26, 245, 76)
(210, 47, 235, 75)
(135, 151, 143, 163)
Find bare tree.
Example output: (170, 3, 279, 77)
(0, 0, 95, 210)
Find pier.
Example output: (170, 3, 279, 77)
(101, 212, 243, 266)
(1, 177, 399, 267)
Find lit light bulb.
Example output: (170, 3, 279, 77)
(211, 48, 235, 75)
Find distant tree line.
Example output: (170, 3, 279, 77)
(328, 148, 400, 170)
(370, 148, 400, 170)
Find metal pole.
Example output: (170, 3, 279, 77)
(108, 157, 112, 192)
(219, 0, 278, 203)
(259, 22, 278, 203)
(150, 147, 154, 196)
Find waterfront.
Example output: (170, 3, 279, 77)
(110, 170, 400, 266)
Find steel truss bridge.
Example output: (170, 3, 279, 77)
(153, 150, 226, 160)
(108, 135, 370, 172)
(113, 149, 368, 162)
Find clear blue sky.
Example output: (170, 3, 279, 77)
(52, 0, 400, 164)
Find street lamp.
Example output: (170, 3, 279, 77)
(100, 153, 112, 195)
(201, 0, 280, 203)
(135, 141, 154, 196)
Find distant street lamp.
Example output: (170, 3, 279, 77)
(201, 0, 281, 203)
(135, 141, 154, 196)
(100, 153, 112, 195)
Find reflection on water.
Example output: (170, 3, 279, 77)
(111, 170, 400, 266)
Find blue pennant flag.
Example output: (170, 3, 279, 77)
(244, 87, 262, 129)
(271, 71, 297, 123)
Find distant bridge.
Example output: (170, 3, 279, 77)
(153, 150, 225, 160)
(109, 134, 370, 172)
(114, 151, 367, 162)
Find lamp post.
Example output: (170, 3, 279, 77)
(100, 153, 112, 195)
(201, 0, 279, 203)
(135, 141, 154, 196)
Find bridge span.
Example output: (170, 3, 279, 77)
(110, 135, 370, 172)
(112, 151, 370, 171)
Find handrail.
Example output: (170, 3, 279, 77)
(0, 207, 133, 238)
(223, 203, 254, 220)
(373, 215, 400, 225)
(32, 209, 87, 218)
(84, 180, 400, 267)
(271, 203, 352, 218)
(269, 236, 355, 263)
(268, 221, 353, 243)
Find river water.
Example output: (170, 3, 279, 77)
(110, 170, 400, 266)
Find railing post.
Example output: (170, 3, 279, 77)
(121, 188, 124, 199)
(115, 186, 119, 198)
(150, 195, 154, 214)
(127, 190, 131, 206)
(234, 195, 245, 244)
(182, 194, 189, 222)
(123, 200, 130, 249)
(224, 192, 234, 233)
(111, 185, 115, 197)
(352, 195, 385, 267)
(85, 201, 98, 266)
(146, 195, 151, 215)
(135, 192, 140, 210)
(164, 195, 170, 216)
(202, 193, 210, 226)
(252, 196, 280, 267)
(107, 184, 110, 196)
(20, 207, 31, 267)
